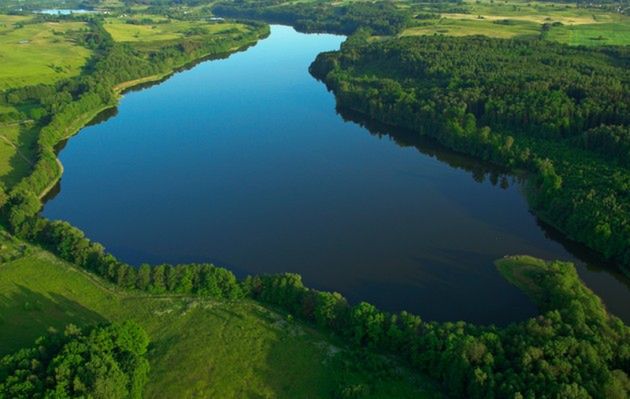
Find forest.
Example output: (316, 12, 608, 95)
(310, 34, 630, 276)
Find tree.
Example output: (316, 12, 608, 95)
(136, 264, 151, 290)
(0, 322, 150, 399)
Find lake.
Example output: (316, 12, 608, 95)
(35, 9, 97, 15)
(43, 25, 630, 325)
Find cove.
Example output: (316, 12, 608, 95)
(43, 25, 630, 325)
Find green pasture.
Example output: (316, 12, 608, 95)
(545, 22, 630, 46)
(403, 17, 541, 39)
(0, 120, 38, 189)
(0, 15, 91, 90)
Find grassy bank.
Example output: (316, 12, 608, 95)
(0, 234, 440, 398)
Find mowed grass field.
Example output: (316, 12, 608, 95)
(0, 15, 91, 90)
(0, 121, 37, 188)
(104, 17, 247, 42)
(0, 235, 441, 398)
(403, 0, 630, 45)
(545, 22, 630, 46)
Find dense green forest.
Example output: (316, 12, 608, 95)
(310, 34, 630, 276)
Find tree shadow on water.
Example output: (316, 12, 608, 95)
(0, 285, 106, 356)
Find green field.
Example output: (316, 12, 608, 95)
(545, 22, 630, 46)
(0, 235, 440, 398)
(104, 17, 247, 42)
(403, 17, 541, 39)
(0, 15, 91, 90)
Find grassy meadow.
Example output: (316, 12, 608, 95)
(104, 17, 247, 42)
(0, 15, 91, 90)
(0, 234, 440, 398)
(545, 21, 630, 46)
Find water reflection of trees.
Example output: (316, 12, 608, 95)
(336, 106, 524, 190)
(338, 105, 630, 295)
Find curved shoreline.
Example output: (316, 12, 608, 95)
(36, 39, 267, 201)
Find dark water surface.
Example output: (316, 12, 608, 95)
(43, 25, 630, 325)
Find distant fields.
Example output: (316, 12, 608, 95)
(402, 17, 541, 39)
(0, 237, 440, 398)
(0, 15, 91, 90)
(104, 17, 247, 42)
(402, 0, 630, 45)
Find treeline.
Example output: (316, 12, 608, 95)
(213, 1, 410, 35)
(310, 34, 630, 274)
(244, 258, 630, 398)
(0, 322, 150, 399)
(6, 216, 243, 299)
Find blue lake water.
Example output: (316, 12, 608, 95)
(43, 25, 630, 324)
(35, 9, 96, 15)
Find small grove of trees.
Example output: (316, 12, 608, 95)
(0, 322, 150, 399)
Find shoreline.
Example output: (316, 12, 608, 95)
(36, 40, 265, 201)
